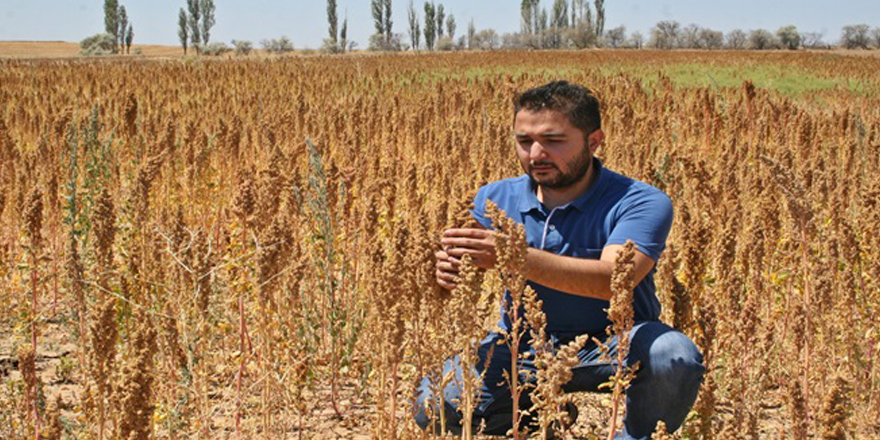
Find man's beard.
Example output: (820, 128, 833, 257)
(528, 146, 593, 190)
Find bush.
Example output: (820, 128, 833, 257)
(261, 37, 295, 54)
(79, 33, 116, 56)
(747, 29, 780, 50)
(202, 42, 232, 56)
(367, 33, 406, 51)
(436, 36, 456, 51)
(232, 40, 253, 56)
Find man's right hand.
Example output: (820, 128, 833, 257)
(435, 249, 460, 290)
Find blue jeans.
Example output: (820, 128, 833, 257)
(414, 321, 705, 440)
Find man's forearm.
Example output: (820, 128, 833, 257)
(525, 248, 614, 301)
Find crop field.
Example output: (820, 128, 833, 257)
(1, 50, 879, 439)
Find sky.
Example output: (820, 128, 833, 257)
(1, 0, 879, 49)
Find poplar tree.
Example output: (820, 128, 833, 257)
(594, 0, 605, 37)
(327, 0, 338, 49)
(435, 3, 445, 39)
(340, 15, 348, 53)
(125, 24, 133, 54)
(446, 14, 456, 40)
(200, 0, 215, 46)
(117, 5, 128, 53)
(187, 0, 201, 52)
(521, 0, 532, 35)
(370, 0, 387, 49)
(178, 8, 189, 54)
(104, 0, 119, 53)
(383, 0, 393, 44)
(423, 2, 435, 50)
(407, 0, 421, 50)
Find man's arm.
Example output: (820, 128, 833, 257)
(438, 229, 656, 299)
(524, 244, 655, 301)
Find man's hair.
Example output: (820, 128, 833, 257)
(513, 81, 602, 135)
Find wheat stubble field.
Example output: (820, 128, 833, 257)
(0, 50, 879, 439)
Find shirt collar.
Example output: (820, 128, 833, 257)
(517, 157, 606, 214)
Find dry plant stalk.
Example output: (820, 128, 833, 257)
(17, 344, 39, 438)
(447, 252, 488, 440)
(603, 240, 638, 440)
(523, 284, 589, 439)
(23, 186, 43, 438)
(486, 200, 530, 440)
(116, 309, 158, 440)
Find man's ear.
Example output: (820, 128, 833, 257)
(587, 129, 605, 154)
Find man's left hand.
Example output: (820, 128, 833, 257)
(440, 228, 497, 270)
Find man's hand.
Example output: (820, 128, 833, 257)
(434, 227, 495, 291)
(434, 248, 459, 291)
(441, 228, 497, 269)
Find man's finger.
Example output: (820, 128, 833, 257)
(446, 247, 490, 260)
(440, 237, 492, 249)
(443, 228, 491, 239)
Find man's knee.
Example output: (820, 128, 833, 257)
(644, 329, 705, 384)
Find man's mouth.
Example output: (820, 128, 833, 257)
(530, 163, 557, 172)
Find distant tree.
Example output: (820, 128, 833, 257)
(125, 24, 133, 54)
(261, 37, 294, 54)
(521, 0, 539, 35)
(605, 25, 626, 48)
(436, 37, 455, 51)
(725, 29, 746, 49)
(593, 0, 605, 38)
(628, 30, 643, 49)
(104, 0, 119, 52)
(699, 28, 724, 49)
(187, 0, 201, 52)
(200, 0, 215, 46)
(549, 0, 568, 48)
(435, 4, 445, 39)
(232, 39, 253, 55)
(872, 28, 880, 48)
(446, 14, 456, 40)
(841, 24, 871, 49)
(801, 31, 826, 49)
(368, 33, 406, 51)
(340, 15, 348, 53)
(201, 41, 230, 56)
(538, 7, 548, 45)
(80, 33, 116, 56)
(650, 20, 680, 49)
(384, 0, 393, 44)
(467, 19, 476, 49)
(678, 24, 701, 48)
(777, 25, 801, 50)
(748, 29, 779, 50)
(372, 0, 384, 36)
(117, 6, 128, 53)
(407, 0, 420, 50)
(424, 2, 436, 49)
(326, 0, 338, 50)
(178, 8, 189, 54)
(471, 29, 500, 50)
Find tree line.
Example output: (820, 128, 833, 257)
(77, 0, 880, 56)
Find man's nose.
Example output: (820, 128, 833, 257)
(530, 142, 549, 160)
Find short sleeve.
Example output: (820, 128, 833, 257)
(605, 190, 674, 262)
(469, 185, 495, 229)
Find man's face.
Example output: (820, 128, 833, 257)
(514, 109, 601, 190)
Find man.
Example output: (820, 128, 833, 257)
(415, 81, 704, 439)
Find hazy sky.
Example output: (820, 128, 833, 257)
(1, 0, 879, 49)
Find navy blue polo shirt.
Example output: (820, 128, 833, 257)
(470, 158, 673, 336)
